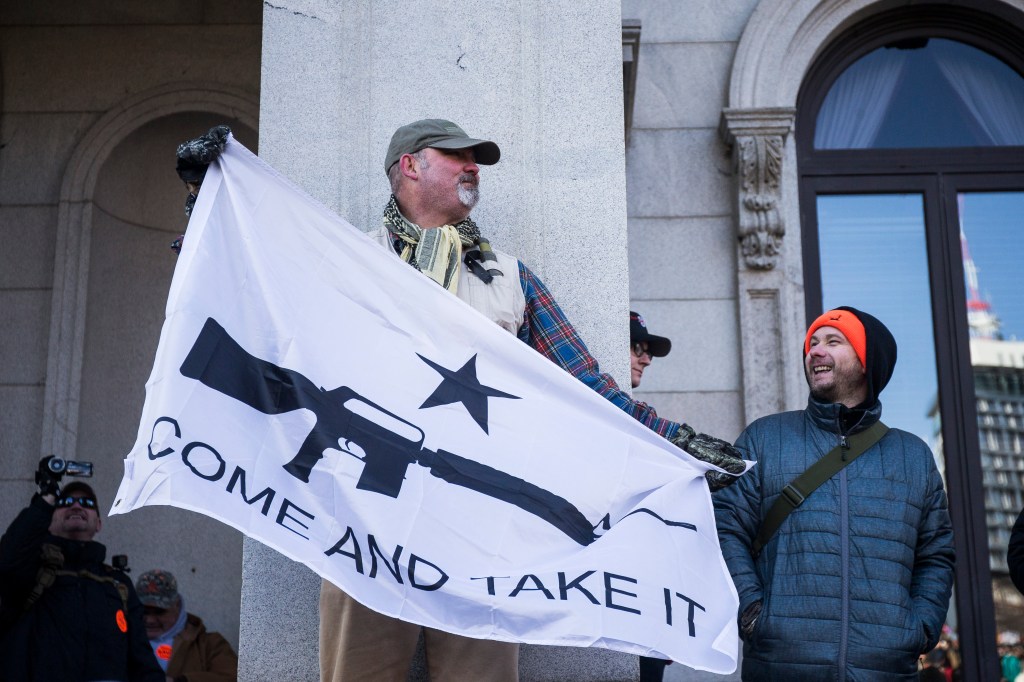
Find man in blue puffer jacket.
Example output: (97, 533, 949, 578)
(714, 307, 955, 681)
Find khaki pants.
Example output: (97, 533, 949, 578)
(319, 579, 519, 682)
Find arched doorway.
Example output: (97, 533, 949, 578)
(797, 4, 1024, 676)
(45, 87, 258, 647)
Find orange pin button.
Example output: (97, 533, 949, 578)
(156, 644, 173, 660)
(115, 609, 128, 633)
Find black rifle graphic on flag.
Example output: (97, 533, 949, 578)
(179, 317, 600, 546)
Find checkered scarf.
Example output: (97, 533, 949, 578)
(382, 195, 502, 293)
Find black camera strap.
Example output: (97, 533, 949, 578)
(751, 421, 888, 559)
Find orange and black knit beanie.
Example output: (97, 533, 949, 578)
(804, 306, 897, 407)
(804, 309, 867, 367)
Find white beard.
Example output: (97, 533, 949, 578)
(458, 183, 479, 209)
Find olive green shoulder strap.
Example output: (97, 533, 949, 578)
(751, 421, 889, 559)
(24, 543, 65, 612)
(26, 546, 129, 615)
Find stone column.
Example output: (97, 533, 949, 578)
(240, 1, 637, 680)
(719, 107, 803, 424)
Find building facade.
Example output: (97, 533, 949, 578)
(3, 0, 1023, 679)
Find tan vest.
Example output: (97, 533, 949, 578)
(367, 228, 526, 335)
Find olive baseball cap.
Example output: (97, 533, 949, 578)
(384, 119, 500, 175)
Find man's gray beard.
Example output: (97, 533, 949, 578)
(458, 183, 479, 209)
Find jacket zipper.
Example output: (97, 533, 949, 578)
(836, 415, 851, 682)
(839, 466, 849, 682)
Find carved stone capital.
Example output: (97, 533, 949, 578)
(720, 108, 795, 270)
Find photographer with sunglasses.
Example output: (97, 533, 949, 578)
(0, 457, 163, 681)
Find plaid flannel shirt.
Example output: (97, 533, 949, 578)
(516, 262, 682, 440)
(381, 229, 682, 440)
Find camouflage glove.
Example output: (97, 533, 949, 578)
(176, 124, 230, 187)
(174, 123, 230, 209)
(670, 424, 746, 492)
(739, 600, 762, 640)
(35, 455, 62, 498)
(172, 125, 230, 254)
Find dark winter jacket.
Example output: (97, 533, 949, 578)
(0, 495, 164, 682)
(714, 397, 955, 681)
(714, 307, 954, 681)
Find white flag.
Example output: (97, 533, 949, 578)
(112, 136, 740, 673)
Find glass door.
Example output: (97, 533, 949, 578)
(794, 9, 1024, 676)
(807, 182, 1024, 676)
(955, 191, 1024, 648)
(817, 193, 939, 450)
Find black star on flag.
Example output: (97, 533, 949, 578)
(417, 354, 520, 433)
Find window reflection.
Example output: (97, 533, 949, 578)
(959, 192, 1024, 640)
(817, 192, 1024, 639)
(816, 194, 938, 446)
(816, 191, 959, 641)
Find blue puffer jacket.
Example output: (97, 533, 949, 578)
(714, 397, 955, 681)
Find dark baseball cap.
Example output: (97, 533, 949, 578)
(60, 481, 99, 509)
(384, 119, 501, 175)
(630, 311, 671, 357)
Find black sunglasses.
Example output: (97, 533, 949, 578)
(56, 495, 97, 510)
(631, 342, 653, 359)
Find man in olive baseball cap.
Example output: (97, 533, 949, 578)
(384, 118, 500, 175)
(319, 117, 747, 682)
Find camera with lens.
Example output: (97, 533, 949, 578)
(46, 457, 94, 478)
(36, 455, 94, 498)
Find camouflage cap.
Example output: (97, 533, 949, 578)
(384, 119, 500, 176)
(135, 569, 180, 609)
